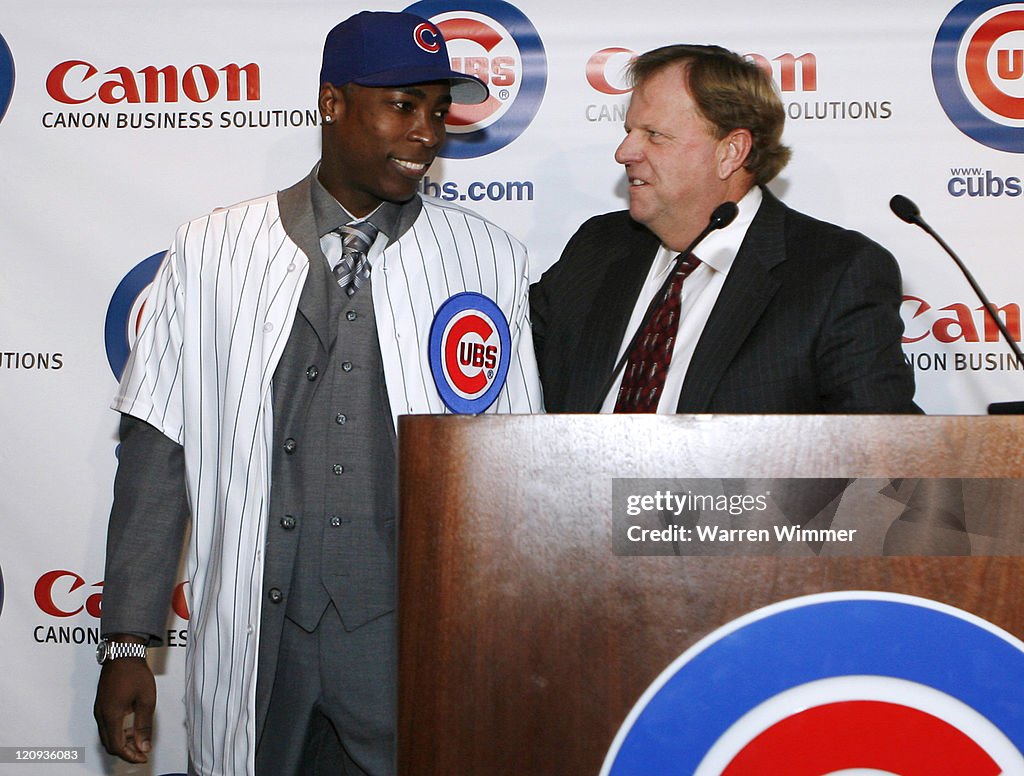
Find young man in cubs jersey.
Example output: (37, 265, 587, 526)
(94, 11, 542, 776)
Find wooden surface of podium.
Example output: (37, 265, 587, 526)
(397, 415, 1024, 774)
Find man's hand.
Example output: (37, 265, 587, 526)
(94, 653, 156, 764)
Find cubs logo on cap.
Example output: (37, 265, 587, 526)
(413, 22, 441, 53)
(429, 292, 511, 414)
(602, 592, 1024, 774)
(320, 10, 487, 105)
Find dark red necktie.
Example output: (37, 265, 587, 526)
(614, 254, 701, 413)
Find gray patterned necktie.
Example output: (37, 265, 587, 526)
(333, 221, 379, 296)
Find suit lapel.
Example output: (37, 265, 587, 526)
(678, 189, 787, 412)
(278, 173, 334, 353)
(574, 226, 660, 410)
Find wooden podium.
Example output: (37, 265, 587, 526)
(397, 415, 1024, 774)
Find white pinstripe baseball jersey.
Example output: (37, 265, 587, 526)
(112, 191, 542, 775)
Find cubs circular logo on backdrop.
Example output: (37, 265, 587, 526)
(104, 252, 165, 379)
(0, 32, 14, 124)
(934, 0, 1024, 151)
(404, 0, 546, 158)
(602, 592, 1024, 775)
(429, 292, 511, 413)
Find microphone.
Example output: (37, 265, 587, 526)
(890, 194, 1024, 413)
(591, 201, 740, 412)
(706, 201, 740, 232)
(889, 194, 923, 226)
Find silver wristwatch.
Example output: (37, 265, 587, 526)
(96, 638, 147, 664)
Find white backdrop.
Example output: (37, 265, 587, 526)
(2, 0, 1023, 773)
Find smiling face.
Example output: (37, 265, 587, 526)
(614, 63, 753, 251)
(319, 81, 452, 216)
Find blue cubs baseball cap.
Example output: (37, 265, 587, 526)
(320, 11, 488, 105)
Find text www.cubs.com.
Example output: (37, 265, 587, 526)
(419, 175, 534, 202)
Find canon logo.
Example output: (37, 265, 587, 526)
(46, 60, 260, 105)
(34, 569, 190, 620)
(902, 296, 1021, 344)
(585, 49, 817, 97)
(746, 52, 817, 92)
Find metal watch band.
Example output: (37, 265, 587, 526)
(96, 639, 147, 664)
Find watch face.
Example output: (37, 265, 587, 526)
(96, 641, 108, 664)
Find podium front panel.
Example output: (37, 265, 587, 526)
(397, 415, 1024, 774)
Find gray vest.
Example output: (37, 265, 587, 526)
(267, 254, 397, 633)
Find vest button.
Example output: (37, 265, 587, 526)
(330, 516, 341, 527)
(335, 413, 347, 425)
(306, 365, 319, 381)
(267, 588, 283, 604)
(346, 311, 357, 321)
(280, 515, 296, 530)
(341, 361, 353, 372)
(283, 438, 297, 454)
(332, 463, 344, 475)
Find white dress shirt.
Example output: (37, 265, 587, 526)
(601, 186, 763, 413)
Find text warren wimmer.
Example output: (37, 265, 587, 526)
(612, 479, 858, 557)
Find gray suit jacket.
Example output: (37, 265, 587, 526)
(531, 188, 920, 413)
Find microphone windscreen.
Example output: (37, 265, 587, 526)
(889, 194, 921, 224)
(710, 201, 739, 229)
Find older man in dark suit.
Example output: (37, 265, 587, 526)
(531, 44, 919, 414)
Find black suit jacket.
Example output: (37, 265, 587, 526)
(531, 189, 920, 413)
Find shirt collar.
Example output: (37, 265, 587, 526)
(685, 185, 762, 273)
(310, 168, 421, 245)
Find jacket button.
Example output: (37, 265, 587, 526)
(268, 588, 283, 604)
(330, 516, 341, 527)
(346, 311, 357, 321)
(341, 361, 353, 372)
(332, 464, 344, 475)
(335, 413, 347, 425)
(283, 438, 297, 454)
(280, 515, 296, 530)
(306, 365, 319, 381)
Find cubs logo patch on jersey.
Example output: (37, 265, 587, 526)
(429, 292, 511, 414)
